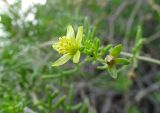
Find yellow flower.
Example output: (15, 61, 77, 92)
(52, 25, 83, 66)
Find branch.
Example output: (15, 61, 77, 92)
(37, 40, 160, 65)
(135, 83, 160, 101)
(121, 51, 160, 65)
(148, 0, 160, 14)
(145, 31, 160, 44)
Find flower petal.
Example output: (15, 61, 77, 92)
(73, 50, 80, 63)
(76, 26, 83, 46)
(52, 54, 72, 66)
(66, 25, 75, 38)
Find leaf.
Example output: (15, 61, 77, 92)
(42, 74, 62, 79)
(76, 26, 83, 46)
(52, 54, 72, 66)
(90, 27, 97, 39)
(135, 25, 142, 44)
(79, 99, 88, 113)
(73, 50, 80, 63)
(68, 84, 74, 103)
(101, 44, 112, 56)
(108, 66, 118, 79)
(150, 92, 160, 103)
(52, 96, 66, 110)
(132, 25, 143, 68)
(110, 44, 122, 57)
(67, 25, 75, 38)
(115, 58, 130, 65)
(132, 25, 143, 54)
(133, 38, 143, 54)
(51, 90, 59, 99)
(112, 75, 132, 91)
(71, 103, 82, 110)
(97, 64, 108, 70)
(65, 85, 74, 112)
(127, 105, 140, 113)
(95, 38, 100, 51)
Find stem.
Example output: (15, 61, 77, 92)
(121, 52, 160, 65)
(38, 40, 160, 65)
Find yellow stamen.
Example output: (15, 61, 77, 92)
(53, 36, 78, 54)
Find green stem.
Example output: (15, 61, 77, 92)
(38, 40, 160, 65)
(121, 52, 160, 65)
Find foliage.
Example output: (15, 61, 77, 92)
(0, 0, 160, 113)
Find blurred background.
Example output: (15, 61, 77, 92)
(0, 0, 160, 113)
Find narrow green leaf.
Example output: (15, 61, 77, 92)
(79, 100, 88, 113)
(115, 58, 130, 65)
(51, 90, 59, 99)
(73, 50, 80, 63)
(79, 104, 87, 113)
(71, 103, 82, 110)
(95, 38, 100, 51)
(127, 106, 140, 113)
(101, 44, 112, 55)
(97, 64, 107, 70)
(52, 96, 66, 110)
(110, 44, 122, 57)
(42, 74, 62, 79)
(151, 92, 160, 103)
(132, 25, 143, 54)
(64, 85, 74, 113)
(91, 27, 96, 39)
(52, 54, 72, 66)
(112, 75, 132, 91)
(63, 68, 77, 74)
(68, 85, 74, 103)
(76, 26, 83, 46)
(133, 38, 144, 53)
(135, 25, 142, 44)
(108, 66, 118, 79)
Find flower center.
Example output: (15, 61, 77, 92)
(53, 37, 78, 54)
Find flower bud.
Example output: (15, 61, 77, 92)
(105, 55, 115, 66)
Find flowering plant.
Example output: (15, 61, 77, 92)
(52, 25, 129, 78)
(52, 25, 83, 66)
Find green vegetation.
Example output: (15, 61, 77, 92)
(0, 0, 160, 113)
